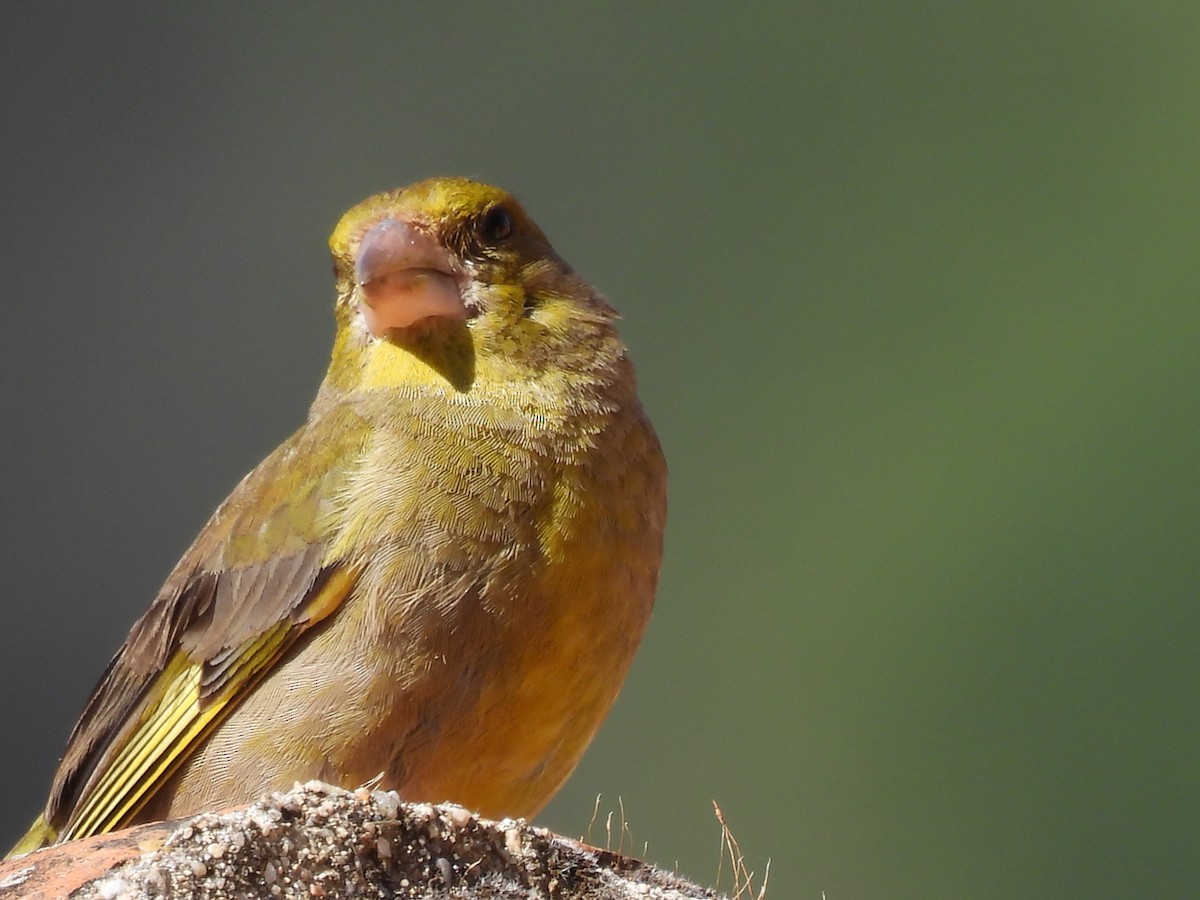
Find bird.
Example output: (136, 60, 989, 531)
(8, 177, 666, 856)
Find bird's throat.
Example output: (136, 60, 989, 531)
(361, 323, 476, 393)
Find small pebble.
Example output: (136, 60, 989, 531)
(95, 876, 130, 899)
(374, 791, 400, 819)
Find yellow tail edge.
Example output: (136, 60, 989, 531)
(6, 814, 57, 858)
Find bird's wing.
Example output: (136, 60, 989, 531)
(45, 408, 369, 842)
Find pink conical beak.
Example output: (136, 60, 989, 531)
(355, 218, 467, 335)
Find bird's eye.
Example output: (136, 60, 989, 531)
(479, 206, 514, 243)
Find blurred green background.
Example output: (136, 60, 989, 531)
(2, 3, 1198, 896)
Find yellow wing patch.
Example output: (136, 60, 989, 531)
(58, 568, 357, 841)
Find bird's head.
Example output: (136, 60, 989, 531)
(325, 178, 622, 395)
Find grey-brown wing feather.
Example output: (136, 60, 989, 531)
(44, 409, 368, 827)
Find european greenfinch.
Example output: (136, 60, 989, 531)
(8, 177, 666, 856)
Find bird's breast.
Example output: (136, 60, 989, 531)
(325, 386, 666, 816)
